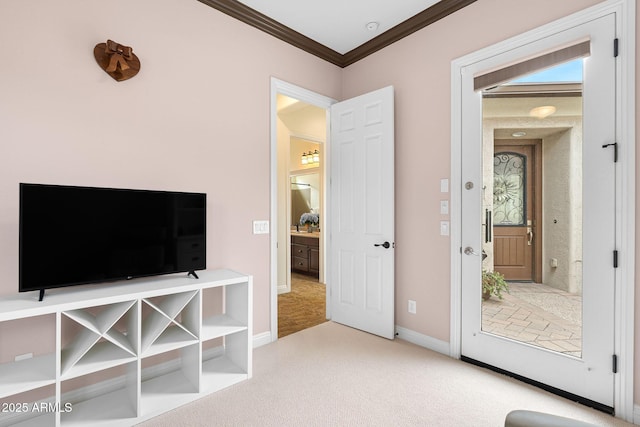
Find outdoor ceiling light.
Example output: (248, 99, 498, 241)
(512, 131, 527, 137)
(529, 105, 557, 119)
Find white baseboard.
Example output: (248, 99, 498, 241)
(255, 324, 450, 355)
(633, 404, 640, 424)
(253, 330, 272, 348)
(395, 325, 450, 356)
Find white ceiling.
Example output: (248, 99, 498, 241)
(235, 0, 442, 54)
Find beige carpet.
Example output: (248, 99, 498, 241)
(139, 322, 633, 427)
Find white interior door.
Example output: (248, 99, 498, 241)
(329, 86, 395, 339)
(460, 15, 616, 409)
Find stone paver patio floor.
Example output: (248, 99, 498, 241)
(482, 282, 582, 357)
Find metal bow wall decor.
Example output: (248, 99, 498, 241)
(94, 40, 140, 82)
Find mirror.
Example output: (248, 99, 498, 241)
(291, 173, 320, 226)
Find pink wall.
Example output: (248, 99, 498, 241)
(0, 0, 342, 336)
(342, 0, 606, 343)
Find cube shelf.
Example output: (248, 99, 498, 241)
(60, 362, 138, 427)
(61, 301, 138, 379)
(0, 354, 56, 399)
(141, 291, 199, 357)
(0, 269, 252, 426)
(0, 385, 56, 427)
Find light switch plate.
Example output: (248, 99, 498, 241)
(253, 220, 269, 234)
(440, 221, 450, 236)
(440, 200, 449, 215)
(440, 178, 449, 193)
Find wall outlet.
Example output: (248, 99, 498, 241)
(15, 352, 33, 362)
(253, 220, 269, 234)
(408, 300, 417, 314)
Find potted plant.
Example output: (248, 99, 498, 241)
(482, 270, 509, 300)
(300, 212, 319, 232)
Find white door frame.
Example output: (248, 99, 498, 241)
(449, 0, 635, 421)
(269, 78, 336, 342)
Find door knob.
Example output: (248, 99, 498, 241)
(464, 246, 479, 256)
(375, 241, 391, 249)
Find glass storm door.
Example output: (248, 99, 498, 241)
(460, 14, 616, 411)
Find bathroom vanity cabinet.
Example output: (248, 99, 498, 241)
(291, 234, 319, 277)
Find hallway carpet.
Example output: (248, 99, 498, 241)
(277, 273, 327, 338)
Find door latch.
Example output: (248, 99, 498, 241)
(602, 142, 618, 162)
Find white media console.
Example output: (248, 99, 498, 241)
(0, 269, 252, 426)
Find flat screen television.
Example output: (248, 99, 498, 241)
(19, 183, 206, 300)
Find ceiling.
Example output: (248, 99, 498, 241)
(197, 0, 476, 67)
(486, 95, 582, 140)
(235, 0, 441, 55)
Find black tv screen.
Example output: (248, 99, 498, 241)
(19, 183, 206, 296)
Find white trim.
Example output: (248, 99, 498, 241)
(269, 78, 336, 342)
(450, 0, 634, 421)
(633, 404, 640, 425)
(395, 326, 450, 356)
(612, 0, 635, 420)
(288, 132, 325, 145)
(253, 330, 272, 348)
(449, 59, 463, 359)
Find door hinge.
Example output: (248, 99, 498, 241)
(614, 38, 619, 57)
(602, 142, 618, 162)
(612, 354, 618, 373)
(613, 250, 619, 268)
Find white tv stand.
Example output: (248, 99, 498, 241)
(0, 269, 252, 426)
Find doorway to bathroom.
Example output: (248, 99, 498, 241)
(270, 79, 396, 343)
(275, 94, 328, 338)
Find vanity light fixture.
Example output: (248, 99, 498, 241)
(301, 150, 320, 166)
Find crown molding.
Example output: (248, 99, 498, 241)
(342, 0, 477, 67)
(197, 0, 344, 66)
(198, 0, 476, 68)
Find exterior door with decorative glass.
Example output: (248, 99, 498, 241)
(492, 141, 541, 282)
(460, 13, 617, 409)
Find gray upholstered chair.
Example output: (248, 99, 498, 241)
(505, 410, 600, 427)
